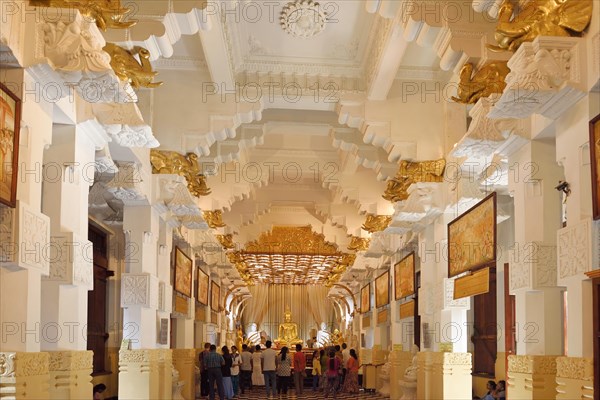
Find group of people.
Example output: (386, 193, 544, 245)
(479, 380, 506, 400)
(199, 341, 360, 400)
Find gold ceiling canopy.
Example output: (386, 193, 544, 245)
(150, 150, 211, 197)
(30, 0, 137, 30)
(231, 226, 353, 285)
(383, 159, 446, 203)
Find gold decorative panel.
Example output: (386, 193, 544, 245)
(103, 43, 162, 89)
(383, 159, 445, 203)
(347, 236, 370, 251)
(362, 215, 392, 233)
(150, 150, 211, 197)
(29, 0, 137, 30)
(203, 210, 226, 229)
(232, 226, 353, 285)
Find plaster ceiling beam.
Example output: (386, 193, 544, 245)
(102, 2, 212, 61)
(198, 12, 235, 92)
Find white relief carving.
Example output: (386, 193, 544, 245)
(247, 35, 271, 56)
(20, 206, 50, 273)
(168, 183, 201, 217)
(105, 163, 147, 203)
(509, 249, 530, 292)
(532, 244, 557, 288)
(104, 124, 160, 148)
(558, 219, 592, 279)
(73, 239, 93, 288)
(444, 278, 469, 309)
(122, 275, 149, 306)
(0, 352, 16, 377)
(488, 37, 584, 120)
(280, 0, 328, 38)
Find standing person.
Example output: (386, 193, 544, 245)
(221, 346, 234, 400)
(230, 346, 241, 396)
(341, 343, 350, 384)
(203, 345, 225, 400)
(251, 345, 264, 388)
(311, 350, 321, 391)
(341, 349, 360, 393)
(239, 344, 253, 394)
(199, 342, 211, 397)
(292, 344, 306, 395)
(261, 340, 278, 398)
(275, 346, 292, 395)
(319, 349, 328, 390)
(324, 350, 341, 399)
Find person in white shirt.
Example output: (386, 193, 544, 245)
(261, 341, 278, 398)
(341, 343, 350, 384)
(240, 344, 253, 394)
(230, 346, 242, 396)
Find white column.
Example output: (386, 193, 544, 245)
(122, 205, 160, 349)
(508, 140, 565, 356)
(41, 123, 108, 351)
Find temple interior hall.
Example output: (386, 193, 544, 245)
(1, 0, 600, 399)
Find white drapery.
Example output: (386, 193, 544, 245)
(242, 284, 337, 343)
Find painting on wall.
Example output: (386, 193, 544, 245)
(375, 270, 390, 308)
(395, 252, 415, 300)
(448, 192, 497, 278)
(591, 114, 600, 220)
(174, 247, 193, 297)
(361, 283, 370, 313)
(211, 281, 220, 312)
(196, 267, 209, 305)
(0, 83, 21, 208)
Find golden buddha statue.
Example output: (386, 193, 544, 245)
(275, 307, 303, 348)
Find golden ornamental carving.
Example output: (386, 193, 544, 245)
(556, 356, 593, 381)
(14, 352, 50, 377)
(202, 210, 226, 229)
(216, 234, 235, 250)
(383, 159, 446, 203)
(234, 226, 354, 285)
(150, 150, 211, 197)
(451, 62, 510, 104)
(29, 0, 137, 30)
(103, 43, 163, 89)
(347, 236, 370, 252)
(507, 355, 558, 375)
(489, 0, 593, 52)
(48, 351, 92, 372)
(362, 215, 392, 233)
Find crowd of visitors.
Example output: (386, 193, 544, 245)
(198, 341, 360, 399)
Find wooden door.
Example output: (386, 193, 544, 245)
(504, 264, 516, 380)
(472, 268, 497, 376)
(87, 224, 113, 374)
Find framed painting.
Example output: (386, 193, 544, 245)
(375, 270, 390, 308)
(211, 281, 220, 312)
(174, 247, 193, 297)
(0, 82, 21, 208)
(395, 252, 415, 300)
(196, 267, 209, 305)
(448, 192, 497, 278)
(591, 114, 600, 220)
(361, 283, 371, 313)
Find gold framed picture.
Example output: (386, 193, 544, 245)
(0, 82, 21, 208)
(591, 114, 600, 220)
(361, 283, 371, 313)
(174, 247, 193, 297)
(395, 252, 415, 300)
(375, 270, 390, 308)
(196, 267, 209, 305)
(448, 192, 497, 278)
(211, 281, 220, 312)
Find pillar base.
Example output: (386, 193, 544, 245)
(0, 352, 50, 399)
(47, 350, 93, 400)
(416, 352, 472, 400)
(507, 355, 558, 400)
(556, 356, 594, 400)
(389, 350, 413, 399)
(172, 349, 196, 400)
(118, 350, 160, 400)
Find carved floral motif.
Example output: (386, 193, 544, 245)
(558, 219, 592, 278)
